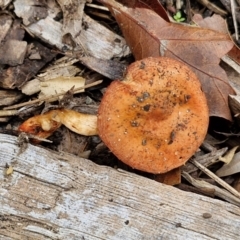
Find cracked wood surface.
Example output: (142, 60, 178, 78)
(0, 133, 240, 240)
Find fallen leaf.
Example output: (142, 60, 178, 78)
(192, 14, 229, 34)
(219, 146, 239, 164)
(216, 151, 240, 177)
(22, 57, 81, 96)
(118, 0, 169, 22)
(192, 14, 240, 75)
(98, 0, 235, 120)
(39, 76, 85, 100)
(192, 13, 240, 117)
(228, 45, 240, 67)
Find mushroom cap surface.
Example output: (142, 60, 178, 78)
(97, 57, 209, 174)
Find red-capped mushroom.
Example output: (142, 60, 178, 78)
(97, 57, 209, 174)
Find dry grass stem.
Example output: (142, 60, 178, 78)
(182, 171, 240, 206)
(190, 159, 240, 198)
(86, 3, 109, 11)
(196, 0, 228, 15)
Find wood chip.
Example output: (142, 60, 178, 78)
(0, 15, 12, 43)
(0, 39, 27, 66)
(14, 0, 48, 25)
(0, 90, 23, 107)
(0, 41, 56, 89)
(57, 0, 86, 45)
(0, 0, 12, 9)
(26, 14, 130, 59)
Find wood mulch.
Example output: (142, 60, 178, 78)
(1, 0, 240, 239)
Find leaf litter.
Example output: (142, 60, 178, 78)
(98, 0, 235, 120)
(1, 0, 240, 206)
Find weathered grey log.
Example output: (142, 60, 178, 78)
(0, 133, 240, 240)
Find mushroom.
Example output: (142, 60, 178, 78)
(55, 108, 98, 136)
(97, 57, 209, 174)
(18, 109, 98, 140)
(18, 110, 62, 140)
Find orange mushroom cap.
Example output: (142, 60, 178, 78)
(97, 57, 209, 174)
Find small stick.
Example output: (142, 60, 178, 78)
(176, 0, 182, 9)
(196, 0, 228, 16)
(4, 80, 103, 110)
(86, 3, 109, 11)
(0, 110, 19, 117)
(27, 134, 53, 143)
(230, 0, 239, 41)
(190, 159, 240, 199)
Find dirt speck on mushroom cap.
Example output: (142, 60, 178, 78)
(97, 57, 209, 174)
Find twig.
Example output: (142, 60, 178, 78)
(176, 0, 182, 9)
(182, 171, 240, 206)
(230, 0, 239, 41)
(182, 147, 228, 174)
(196, 0, 228, 16)
(185, 0, 192, 22)
(0, 110, 19, 117)
(4, 80, 103, 110)
(190, 159, 240, 199)
(86, 3, 109, 11)
(23, 133, 53, 143)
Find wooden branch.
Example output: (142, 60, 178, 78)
(0, 133, 240, 239)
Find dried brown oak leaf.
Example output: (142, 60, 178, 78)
(98, 0, 235, 121)
(193, 14, 240, 70)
